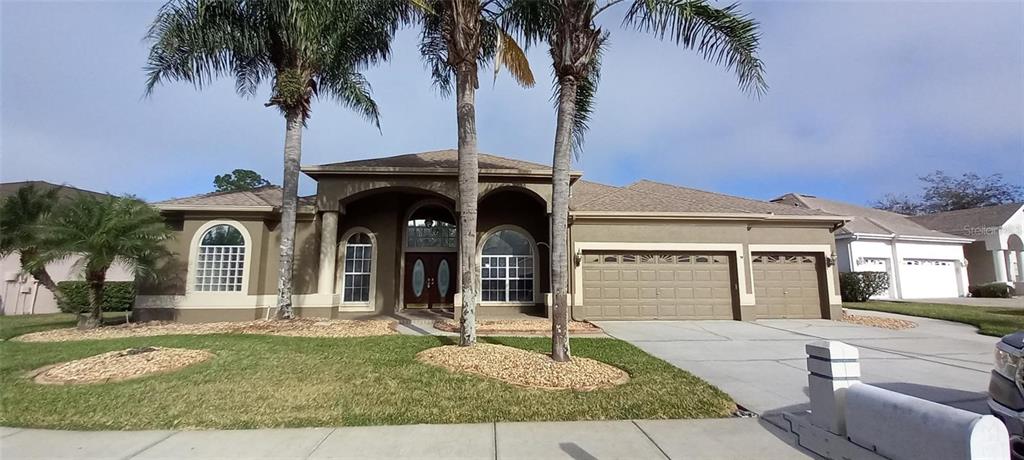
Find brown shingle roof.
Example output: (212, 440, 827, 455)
(909, 203, 1024, 236)
(309, 149, 553, 172)
(0, 180, 110, 201)
(773, 193, 969, 240)
(156, 185, 314, 209)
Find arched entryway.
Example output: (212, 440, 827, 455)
(401, 200, 457, 309)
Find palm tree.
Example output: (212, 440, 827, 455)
(144, 0, 407, 319)
(507, 0, 767, 361)
(0, 185, 62, 297)
(417, 0, 534, 346)
(29, 196, 171, 329)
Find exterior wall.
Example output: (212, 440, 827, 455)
(965, 240, 997, 285)
(0, 254, 133, 315)
(569, 220, 843, 320)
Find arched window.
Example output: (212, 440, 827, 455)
(342, 233, 373, 303)
(195, 224, 246, 292)
(406, 205, 456, 249)
(481, 229, 534, 302)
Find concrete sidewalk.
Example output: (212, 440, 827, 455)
(0, 418, 816, 459)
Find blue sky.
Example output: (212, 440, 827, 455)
(2, 1, 1022, 206)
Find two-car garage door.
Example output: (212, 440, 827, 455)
(578, 251, 825, 320)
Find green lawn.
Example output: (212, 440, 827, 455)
(845, 301, 1024, 337)
(0, 331, 735, 430)
(0, 312, 125, 341)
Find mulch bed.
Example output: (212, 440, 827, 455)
(433, 319, 602, 335)
(416, 343, 629, 391)
(13, 319, 397, 343)
(841, 312, 917, 330)
(32, 347, 214, 385)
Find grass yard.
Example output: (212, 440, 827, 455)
(845, 301, 1024, 337)
(0, 332, 735, 430)
(0, 312, 126, 341)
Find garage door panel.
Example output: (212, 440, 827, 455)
(580, 251, 736, 320)
(900, 259, 959, 299)
(752, 253, 824, 319)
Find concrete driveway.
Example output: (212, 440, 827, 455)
(596, 311, 999, 417)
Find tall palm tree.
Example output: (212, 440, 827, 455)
(144, 0, 407, 319)
(508, 0, 767, 361)
(29, 196, 171, 329)
(417, 0, 534, 346)
(0, 185, 62, 296)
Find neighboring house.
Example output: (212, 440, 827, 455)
(0, 181, 134, 315)
(910, 203, 1024, 292)
(772, 193, 973, 299)
(136, 150, 850, 323)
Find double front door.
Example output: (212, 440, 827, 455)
(404, 252, 456, 308)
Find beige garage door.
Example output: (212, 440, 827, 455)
(580, 252, 736, 320)
(752, 253, 823, 319)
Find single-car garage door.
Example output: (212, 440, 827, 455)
(752, 253, 824, 319)
(580, 252, 736, 320)
(899, 259, 959, 299)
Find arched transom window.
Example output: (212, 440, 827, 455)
(481, 229, 534, 302)
(195, 224, 246, 292)
(343, 233, 373, 303)
(407, 205, 456, 249)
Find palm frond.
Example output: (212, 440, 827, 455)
(492, 25, 535, 87)
(0, 185, 60, 257)
(318, 71, 381, 131)
(418, 1, 454, 96)
(553, 33, 607, 158)
(624, 0, 766, 96)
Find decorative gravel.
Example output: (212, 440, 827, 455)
(33, 347, 213, 385)
(841, 312, 917, 330)
(433, 319, 602, 335)
(13, 319, 397, 343)
(417, 343, 629, 391)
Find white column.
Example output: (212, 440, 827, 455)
(1016, 251, 1024, 281)
(317, 211, 340, 294)
(993, 250, 1008, 283)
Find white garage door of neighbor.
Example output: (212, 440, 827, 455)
(899, 259, 960, 299)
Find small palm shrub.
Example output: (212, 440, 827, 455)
(840, 272, 891, 302)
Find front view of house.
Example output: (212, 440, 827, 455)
(136, 150, 848, 323)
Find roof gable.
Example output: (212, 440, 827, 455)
(774, 193, 969, 241)
(909, 203, 1024, 235)
(155, 185, 315, 210)
(305, 149, 561, 175)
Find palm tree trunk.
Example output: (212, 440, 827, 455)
(455, 63, 479, 347)
(550, 76, 578, 362)
(276, 110, 303, 320)
(82, 270, 106, 330)
(19, 251, 59, 298)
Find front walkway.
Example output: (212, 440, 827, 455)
(0, 418, 815, 459)
(596, 310, 997, 418)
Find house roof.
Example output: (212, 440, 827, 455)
(909, 203, 1024, 236)
(0, 180, 110, 201)
(772, 193, 970, 241)
(303, 149, 581, 178)
(155, 185, 315, 212)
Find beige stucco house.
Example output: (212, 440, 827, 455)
(136, 150, 850, 323)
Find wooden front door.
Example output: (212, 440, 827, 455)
(404, 252, 457, 308)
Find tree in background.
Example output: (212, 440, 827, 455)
(29, 195, 171, 329)
(0, 185, 62, 296)
(214, 169, 272, 192)
(417, 0, 535, 346)
(506, 0, 766, 361)
(874, 171, 1024, 215)
(145, 0, 408, 319)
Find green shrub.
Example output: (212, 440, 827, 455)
(840, 271, 890, 302)
(56, 281, 135, 313)
(969, 282, 1016, 299)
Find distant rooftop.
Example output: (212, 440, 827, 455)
(773, 193, 970, 241)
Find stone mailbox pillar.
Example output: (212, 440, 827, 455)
(806, 340, 861, 436)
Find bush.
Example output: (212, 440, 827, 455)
(969, 282, 1016, 299)
(840, 271, 890, 302)
(56, 281, 135, 313)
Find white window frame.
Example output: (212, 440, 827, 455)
(337, 227, 377, 308)
(187, 220, 253, 295)
(477, 225, 537, 305)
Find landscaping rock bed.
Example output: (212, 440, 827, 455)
(33, 347, 213, 385)
(433, 319, 602, 335)
(417, 343, 629, 391)
(13, 319, 397, 342)
(841, 312, 917, 330)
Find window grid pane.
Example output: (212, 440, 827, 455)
(343, 241, 372, 303)
(194, 245, 245, 292)
(481, 254, 533, 302)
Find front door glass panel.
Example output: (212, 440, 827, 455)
(438, 259, 450, 298)
(412, 259, 425, 297)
